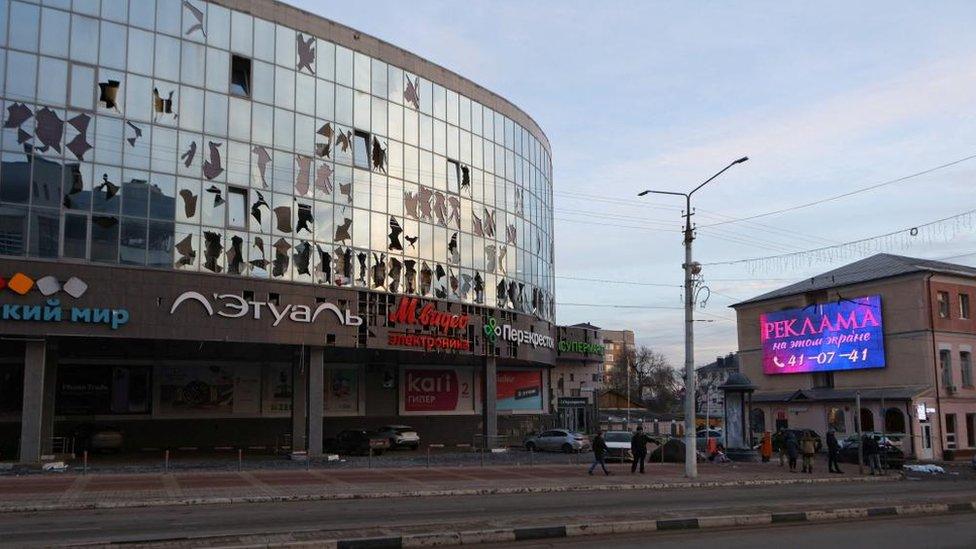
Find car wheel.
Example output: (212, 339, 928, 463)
(562, 443, 574, 453)
(525, 442, 536, 452)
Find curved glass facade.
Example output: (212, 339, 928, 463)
(0, 0, 555, 321)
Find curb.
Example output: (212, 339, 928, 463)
(0, 474, 898, 514)
(90, 499, 976, 548)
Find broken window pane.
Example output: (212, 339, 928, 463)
(202, 183, 225, 226)
(249, 234, 269, 278)
(227, 187, 247, 228)
(272, 237, 290, 279)
(293, 240, 312, 281)
(296, 32, 315, 74)
(62, 213, 88, 259)
(249, 189, 272, 233)
(230, 55, 251, 97)
(90, 215, 120, 263)
(174, 225, 198, 270)
(353, 130, 370, 169)
(225, 232, 246, 275)
(63, 161, 93, 211)
(120, 217, 147, 265)
(388, 256, 402, 293)
(183, 0, 207, 39)
(202, 229, 224, 273)
(371, 136, 387, 173)
(92, 167, 121, 214)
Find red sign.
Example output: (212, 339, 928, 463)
(388, 297, 469, 333)
(388, 332, 471, 351)
(497, 370, 542, 402)
(404, 368, 466, 412)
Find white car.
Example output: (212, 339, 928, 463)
(603, 431, 634, 462)
(376, 425, 420, 450)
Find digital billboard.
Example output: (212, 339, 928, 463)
(761, 295, 885, 375)
(497, 369, 544, 411)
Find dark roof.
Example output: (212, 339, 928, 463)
(733, 253, 976, 307)
(570, 322, 602, 330)
(752, 385, 929, 403)
(697, 353, 739, 373)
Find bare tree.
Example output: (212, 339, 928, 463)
(606, 346, 682, 413)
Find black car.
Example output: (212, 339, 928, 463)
(837, 438, 905, 469)
(324, 429, 391, 456)
(772, 429, 823, 453)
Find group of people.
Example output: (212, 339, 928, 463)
(588, 426, 655, 475)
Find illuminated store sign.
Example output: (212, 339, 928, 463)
(0, 273, 129, 330)
(761, 295, 885, 375)
(483, 318, 554, 348)
(387, 296, 470, 351)
(170, 291, 362, 326)
(558, 340, 604, 354)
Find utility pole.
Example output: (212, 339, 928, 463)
(639, 156, 748, 479)
(626, 352, 631, 427)
(856, 391, 864, 475)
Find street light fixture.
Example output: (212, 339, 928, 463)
(638, 156, 748, 479)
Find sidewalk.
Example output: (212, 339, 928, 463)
(0, 459, 899, 513)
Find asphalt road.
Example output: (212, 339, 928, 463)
(2, 479, 975, 547)
(502, 512, 976, 548)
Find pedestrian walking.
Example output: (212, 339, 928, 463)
(785, 430, 799, 472)
(775, 428, 787, 467)
(863, 434, 883, 475)
(588, 429, 611, 476)
(800, 431, 816, 473)
(630, 425, 653, 474)
(826, 429, 843, 474)
(761, 431, 773, 463)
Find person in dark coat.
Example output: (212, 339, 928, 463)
(826, 429, 843, 474)
(785, 431, 800, 472)
(588, 429, 611, 476)
(630, 425, 653, 474)
(863, 434, 883, 475)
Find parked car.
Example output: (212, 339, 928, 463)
(772, 429, 823, 453)
(696, 429, 723, 451)
(375, 425, 420, 450)
(839, 432, 901, 450)
(603, 431, 634, 462)
(325, 429, 391, 456)
(837, 436, 905, 469)
(524, 429, 591, 453)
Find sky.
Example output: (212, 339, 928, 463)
(292, 0, 976, 366)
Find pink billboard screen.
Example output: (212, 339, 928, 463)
(760, 295, 885, 375)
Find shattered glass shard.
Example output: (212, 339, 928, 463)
(404, 75, 420, 109)
(459, 273, 472, 298)
(483, 208, 495, 237)
(387, 216, 403, 251)
(125, 121, 143, 147)
(356, 251, 367, 285)
(335, 129, 352, 153)
(296, 33, 315, 74)
(448, 232, 460, 264)
(334, 217, 352, 242)
(97, 173, 120, 200)
(274, 205, 293, 233)
(403, 190, 419, 220)
(506, 224, 517, 245)
(447, 196, 461, 228)
(315, 122, 333, 158)
(202, 141, 224, 180)
(183, 1, 206, 37)
(432, 192, 447, 226)
(417, 187, 434, 221)
(174, 234, 197, 267)
(498, 246, 507, 274)
(152, 87, 177, 120)
(181, 140, 197, 168)
(404, 259, 417, 294)
(371, 137, 387, 173)
(272, 237, 291, 277)
(251, 145, 271, 188)
(433, 264, 447, 299)
(202, 230, 223, 273)
(293, 241, 312, 275)
(179, 188, 198, 218)
(227, 234, 244, 274)
(250, 190, 269, 224)
(296, 203, 314, 234)
(315, 162, 333, 194)
(17, 128, 31, 144)
(66, 126, 93, 160)
(295, 155, 312, 196)
(315, 244, 332, 284)
(472, 212, 484, 236)
(460, 164, 471, 192)
(98, 80, 121, 110)
(371, 253, 387, 288)
(420, 262, 432, 296)
(250, 236, 269, 271)
(388, 257, 402, 293)
(205, 185, 224, 207)
(404, 234, 418, 249)
(3, 103, 32, 128)
(339, 182, 352, 202)
(34, 107, 64, 153)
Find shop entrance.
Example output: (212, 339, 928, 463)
(557, 397, 591, 433)
(920, 423, 934, 460)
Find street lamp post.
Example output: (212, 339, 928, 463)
(638, 156, 748, 478)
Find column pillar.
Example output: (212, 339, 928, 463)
(20, 339, 57, 463)
(291, 350, 308, 453)
(483, 356, 497, 445)
(307, 347, 325, 457)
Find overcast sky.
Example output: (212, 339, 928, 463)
(292, 0, 976, 366)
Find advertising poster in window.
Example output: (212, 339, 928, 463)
(157, 365, 234, 415)
(761, 295, 886, 375)
(262, 364, 293, 416)
(325, 366, 362, 416)
(400, 366, 477, 415)
(497, 369, 544, 412)
(56, 365, 151, 415)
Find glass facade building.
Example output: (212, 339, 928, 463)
(0, 0, 555, 321)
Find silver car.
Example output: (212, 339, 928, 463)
(375, 425, 421, 450)
(524, 429, 591, 453)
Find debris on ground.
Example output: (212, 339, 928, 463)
(903, 464, 945, 474)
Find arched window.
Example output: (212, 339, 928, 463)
(884, 408, 906, 434)
(860, 408, 875, 432)
(750, 408, 766, 433)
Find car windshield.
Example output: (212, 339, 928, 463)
(395, 428, 415, 433)
(604, 432, 630, 442)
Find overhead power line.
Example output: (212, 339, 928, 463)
(555, 276, 681, 288)
(699, 153, 976, 228)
